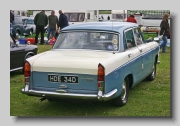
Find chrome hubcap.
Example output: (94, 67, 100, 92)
(121, 80, 126, 101)
(152, 65, 155, 78)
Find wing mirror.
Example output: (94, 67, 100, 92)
(154, 35, 163, 42)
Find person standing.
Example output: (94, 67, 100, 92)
(159, 13, 170, 53)
(47, 10, 59, 40)
(126, 15, 137, 23)
(10, 10, 14, 35)
(101, 15, 104, 20)
(58, 10, 69, 30)
(34, 10, 48, 45)
(107, 15, 110, 20)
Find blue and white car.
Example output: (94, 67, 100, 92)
(22, 22, 160, 107)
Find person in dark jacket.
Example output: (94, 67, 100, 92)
(126, 15, 137, 23)
(58, 10, 69, 30)
(159, 13, 170, 53)
(107, 15, 110, 20)
(10, 10, 16, 43)
(34, 10, 48, 45)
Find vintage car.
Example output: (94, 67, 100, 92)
(10, 36, 38, 72)
(12, 15, 32, 37)
(22, 17, 36, 34)
(21, 22, 160, 107)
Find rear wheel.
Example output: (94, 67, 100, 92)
(113, 77, 129, 107)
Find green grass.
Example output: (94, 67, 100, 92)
(10, 34, 170, 116)
(99, 10, 112, 14)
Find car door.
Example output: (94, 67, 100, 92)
(132, 27, 152, 78)
(16, 17, 25, 35)
(124, 28, 143, 83)
(10, 45, 25, 71)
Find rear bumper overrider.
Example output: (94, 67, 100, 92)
(21, 85, 117, 101)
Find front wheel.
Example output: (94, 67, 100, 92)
(113, 77, 129, 107)
(30, 29, 33, 35)
(146, 61, 156, 81)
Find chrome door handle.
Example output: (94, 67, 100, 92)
(128, 53, 131, 57)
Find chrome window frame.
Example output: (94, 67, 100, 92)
(52, 30, 121, 53)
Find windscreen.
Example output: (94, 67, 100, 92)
(53, 31, 120, 51)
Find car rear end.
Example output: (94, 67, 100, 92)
(22, 51, 117, 102)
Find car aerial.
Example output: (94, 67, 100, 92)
(12, 15, 32, 38)
(21, 22, 160, 107)
(22, 17, 36, 34)
(10, 35, 38, 72)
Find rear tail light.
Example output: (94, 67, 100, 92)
(24, 61, 31, 77)
(98, 64, 105, 81)
(24, 61, 31, 85)
(97, 64, 105, 92)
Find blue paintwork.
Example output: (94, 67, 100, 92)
(104, 46, 159, 98)
(31, 72, 98, 94)
(30, 45, 159, 99)
(62, 22, 138, 34)
(24, 22, 160, 101)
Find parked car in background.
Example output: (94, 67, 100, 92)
(10, 36, 38, 72)
(22, 17, 36, 34)
(12, 15, 32, 38)
(21, 22, 160, 107)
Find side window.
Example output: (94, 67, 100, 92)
(124, 29, 136, 49)
(133, 28, 143, 45)
(14, 17, 22, 24)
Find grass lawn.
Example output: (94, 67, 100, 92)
(10, 33, 170, 116)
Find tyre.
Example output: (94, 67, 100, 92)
(30, 29, 33, 35)
(113, 77, 129, 107)
(146, 61, 156, 81)
(16, 30, 20, 38)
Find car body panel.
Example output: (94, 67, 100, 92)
(10, 39, 38, 72)
(22, 17, 36, 33)
(22, 22, 160, 103)
(12, 16, 31, 37)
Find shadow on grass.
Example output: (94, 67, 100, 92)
(10, 70, 23, 77)
(18, 98, 121, 116)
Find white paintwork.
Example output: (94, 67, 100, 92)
(141, 18, 170, 27)
(27, 45, 157, 76)
(54, 10, 99, 25)
(111, 10, 127, 21)
(101, 48, 141, 75)
(27, 50, 118, 75)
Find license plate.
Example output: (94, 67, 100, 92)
(48, 75, 78, 83)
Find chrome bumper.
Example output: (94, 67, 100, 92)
(21, 85, 117, 101)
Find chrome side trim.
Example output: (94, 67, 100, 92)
(10, 67, 23, 72)
(21, 85, 117, 101)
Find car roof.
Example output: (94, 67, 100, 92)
(22, 17, 34, 19)
(61, 22, 138, 33)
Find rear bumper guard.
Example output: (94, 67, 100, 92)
(21, 85, 117, 101)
